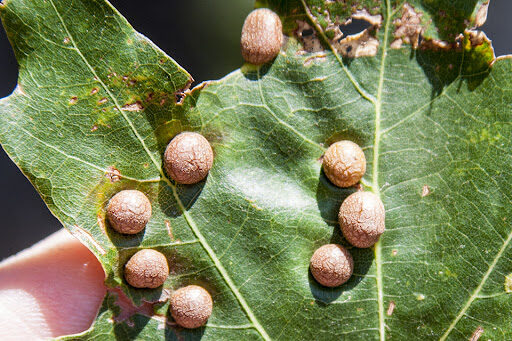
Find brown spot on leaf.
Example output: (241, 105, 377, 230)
(335, 30, 379, 58)
(105, 166, 121, 183)
(466, 29, 487, 47)
(474, 1, 489, 28)
(63, 37, 70, 44)
(303, 52, 327, 66)
(189, 81, 211, 96)
(90, 88, 99, 95)
(91, 125, 98, 132)
(354, 183, 364, 192)
(297, 8, 381, 58)
(393, 3, 424, 49)
(122, 101, 144, 112)
(296, 20, 323, 53)
(386, 301, 395, 316)
(420, 39, 454, 51)
(393, 3, 489, 53)
(504, 273, 512, 293)
(351, 10, 382, 27)
(13, 85, 26, 96)
(391, 249, 398, 256)
(390, 39, 403, 49)
(165, 220, 174, 240)
(69, 96, 78, 105)
(469, 326, 484, 341)
(97, 214, 107, 236)
(98, 98, 108, 105)
(421, 185, 431, 197)
(174, 78, 194, 105)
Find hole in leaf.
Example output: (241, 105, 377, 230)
(418, 33, 424, 46)
(339, 18, 372, 37)
(301, 28, 314, 37)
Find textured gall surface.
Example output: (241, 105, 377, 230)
(124, 249, 169, 289)
(241, 8, 283, 65)
(310, 244, 354, 287)
(106, 190, 152, 234)
(323, 140, 366, 188)
(339, 191, 385, 248)
(164, 132, 214, 184)
(170, 285, 213, 329)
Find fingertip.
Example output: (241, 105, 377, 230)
(0, 229, 106, 339)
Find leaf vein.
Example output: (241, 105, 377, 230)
(439, 227, 512, 340)
(372, 0, 392, 339)
(257, 68, 325, 152)
(47, 2, 270, 339)
(15, 123, 155, 183)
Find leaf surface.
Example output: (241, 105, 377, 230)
(1, 0, 511, 340)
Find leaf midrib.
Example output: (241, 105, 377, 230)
(47, 1, 270, 339)
(301, 1, 512, 340)
(300, 1, 389, 339)
(372, 1, 392, 340)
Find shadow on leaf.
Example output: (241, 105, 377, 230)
(415, 32, 493, 111)
(312, 172, 373, 304)
(157, 180, 206, 219)
(315, 169, 354, 227)
(241, 63, 272, 81)
(164, 323, 206, 340)
(114, 314, 151, 341)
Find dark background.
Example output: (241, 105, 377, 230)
(0, 1, 510, 259)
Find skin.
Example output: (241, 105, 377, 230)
(241, 8, 283, 65)
(0, 229, 106, 340)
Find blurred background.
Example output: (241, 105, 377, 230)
(0, 0, 510, 259)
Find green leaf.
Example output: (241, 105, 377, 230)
(0, 0, 510, 340)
